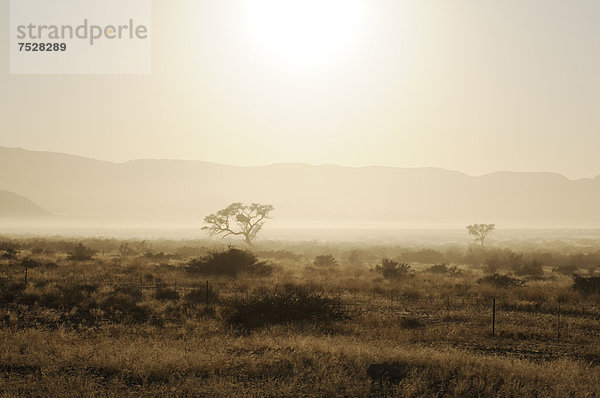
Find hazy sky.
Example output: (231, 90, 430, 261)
(1, 0, 599, 179)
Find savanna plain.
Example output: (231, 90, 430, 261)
(2, 234, 600, 397)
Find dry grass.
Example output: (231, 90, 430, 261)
(1, 237, 600, 396)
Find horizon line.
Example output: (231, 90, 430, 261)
(1, 145, 598, 181)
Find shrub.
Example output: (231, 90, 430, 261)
(399, 316, 424, 329)
(514, 259, 544, 278)
(400, 249, 445, 264)
(17, 292, 40, 306)
(344, 249, 365, 266)
(37, 283, 98, 309)
(114, 285, 143, 301)
(225, 287, 348, 332)
(67, 243, 97, 261)
(572, 274, 600, 295)
(553, 263, 579, 275)
(375, 258, 411, 280)
(313, 254, 338, 268)
(175, 246, 206, 258)
(477, 274, 522, 288)
(367, 361, 412, 384)
(39, 291, 62, 308)
(154, 287, 179, 301)
(255, 249, 302, 261)
(100, 293, 150, 323)
(119, 243, 137, 256)
(425, 263, 459, 275)
(483, 255, 501, 274)
(0, 241, 20, 259)
(187, 247, 272, 277)
(184, 287, 219, 304)
(20, 257, 42, 269)
(43, 262, 59, 269)
(60, 285, 92, 308)
(0, 282, 26, 304)
(143, 251, 171, 261)
(31, 246, 53, 255)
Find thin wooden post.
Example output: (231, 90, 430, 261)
(24, 267, 28, 286)
(206, 280, 209, 305)
(492, 298, 496, 337)
(557, 302, 561, 342)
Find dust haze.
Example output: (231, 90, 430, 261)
(2, 0, 600, 396)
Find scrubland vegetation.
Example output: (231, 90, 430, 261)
(1, 235, 600, 396)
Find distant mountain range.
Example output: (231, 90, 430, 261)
(0, 189, 50, 218)
(0, 146, 598, 227)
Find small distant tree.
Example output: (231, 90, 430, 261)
(467, 223, 496, 246)
(67, 243, 97, 261)
(203, 202, 274, 245)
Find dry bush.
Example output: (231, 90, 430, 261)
(184, 286, 219, 304)
(67, 243, 97, 261)
(375, 258, 411, 280)
(225, 287, 348, 332)
(313, 254, 338, 268)
(399, 316, 424, 329)
(2, 237, 600, 396)
(477, 274, 522, 288)
(572, 274, 600, 295)
(154, 287, 180, 301)
(188, 247, 272, 277)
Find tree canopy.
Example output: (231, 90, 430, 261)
(467, 223, 496, 246)
(203, 202, 274, 244)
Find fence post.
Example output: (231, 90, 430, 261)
(24, 267, 28, 286)
(557, 302, 561, 342)
(206, 280, 209, 305)
(492, 297, 496, 337)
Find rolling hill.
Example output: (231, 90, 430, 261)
(0, 189, 51, 218)
(0, 146, 598, 227)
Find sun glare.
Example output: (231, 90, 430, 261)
(242, 0, 364, 69)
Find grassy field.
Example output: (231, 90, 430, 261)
(1, 236, 600, 397)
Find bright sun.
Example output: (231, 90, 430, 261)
(242, 0, 364, 69)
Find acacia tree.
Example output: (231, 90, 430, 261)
(467, 223, 496, 246)
(203, 202, 274, 245)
